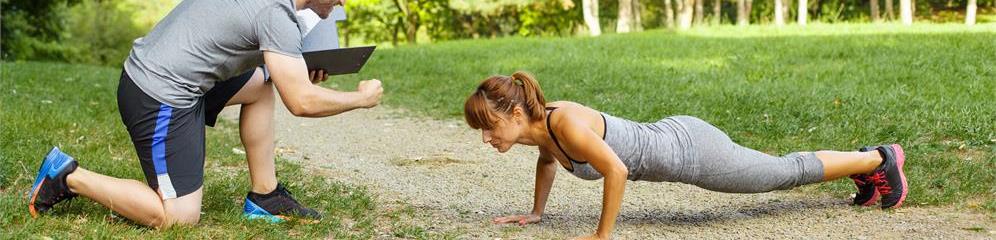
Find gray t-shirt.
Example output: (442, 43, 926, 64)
(124, 0, 305, 108)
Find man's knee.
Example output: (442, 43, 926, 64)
(159, 188, 203, 228)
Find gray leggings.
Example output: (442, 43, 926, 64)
(596, 115, 826, 193)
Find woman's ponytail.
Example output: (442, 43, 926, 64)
(511, 71, 546, 121)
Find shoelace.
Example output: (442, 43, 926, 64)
(867, 171, 892, 195)
(850, 175, 871, 185)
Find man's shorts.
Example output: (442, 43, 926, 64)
(116, 69, 254, 200)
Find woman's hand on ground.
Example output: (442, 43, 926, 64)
(492, 214, 541, 226)
(571, 235, 606, 240)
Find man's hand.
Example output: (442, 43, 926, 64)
(308, 69, 328, 84)
(356, 79, 383, 108)
(493, 214, 541, 226)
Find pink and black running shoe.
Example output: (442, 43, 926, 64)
(863, 144, 908, 209)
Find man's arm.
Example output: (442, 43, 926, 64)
(263, 52, 382, 117)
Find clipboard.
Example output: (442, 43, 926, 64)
(302, 46, 376, 75)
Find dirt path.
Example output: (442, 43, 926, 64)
(221, 106, 993, 239)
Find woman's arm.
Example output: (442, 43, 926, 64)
(554, 111, 628, 239)
(530, 149, 558, 216)
(494, 149, 558, 225)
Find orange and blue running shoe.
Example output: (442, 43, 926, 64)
(243, 183, 321, 223)
(28, 147, 79, 217)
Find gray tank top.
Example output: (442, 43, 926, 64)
(547, 109, 692, 182)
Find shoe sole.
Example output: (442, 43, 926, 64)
(244, 213, 319, 224)
(885, 144, 908, 209)
(243, 198, 319, 224)
(857, 190, 880, 207)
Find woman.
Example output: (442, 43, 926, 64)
(463, 71, 908, 239)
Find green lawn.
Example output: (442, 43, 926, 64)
(0, 62, 448, 238)
(334, 23, 996, 213)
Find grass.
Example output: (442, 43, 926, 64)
(332, 23, 996, 213)
(0, 62, 449, 238)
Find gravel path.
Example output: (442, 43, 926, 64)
(221, 105, 993, 239)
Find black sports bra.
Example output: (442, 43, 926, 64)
(544, 107, 607, 172)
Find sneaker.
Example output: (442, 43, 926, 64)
(848, 146, 881, 206)
(863, 144, 909, 209)
(28, 147, 79, 217)
(243, 183, 321, 223)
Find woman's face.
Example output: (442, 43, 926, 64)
(481, 110, 526, 153)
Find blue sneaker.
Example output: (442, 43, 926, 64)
(29, 147, 79, 217)
(243, 183, 321, 223)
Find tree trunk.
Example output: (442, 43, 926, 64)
(774, 0, 785, 26)
(713, 0, 722, 25)
(675, 0, 685, 16)
(870, 0, 880, 22)
(966, 0, 977, 25)
(798, 0, 807, 25)
(885, 0, 894, 20)
(899, 0, 912, 25)
(678, 0, 695, 29)
(583, 0, 602, 35)
(617, 0, 633, 32)
(694, 0, 704, 25)
(737, 0, 747, 26)
(784, 0, 792, 23)
(664, 0, 675, 28)
(634, 0, 644, 31)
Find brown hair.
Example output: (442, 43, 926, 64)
(464, 71, 546, 130)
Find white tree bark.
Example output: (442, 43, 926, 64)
(899, 0, 912, 25)
(870, 0, 881, 22)
(798, 0, 807, 26)
(664, 0, 675, 28)
(617, 0, 633, 33)
(633, 0, 643, 31)
(774, 0, 785, 26)
(678, 0, 695, 29)
(737, 0, 748, 26)
(966, 0, 977, 26)
(583, 0, 602, 36)
(695, 0, 705, 25)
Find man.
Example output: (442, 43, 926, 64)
(27, 0, 382, 227)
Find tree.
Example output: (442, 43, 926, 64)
(884, 0, 894, 20)
(712, 0, 721, 25)
(798, 0, 807, 25)
(899, 0, 912, 25)
(663, 0, 675, 28)
(694, 0, 704, 25)
(616, 0, 643, 32)
(737, 0, 748, 25)
(633, 0, 643, 31)
(870, 0, 881, 22)
(582, 0, 602, 35)
(392, 0, 420, 44)
(678, 0, 695, 28)
(966, 0, 977, 25)
(617, 0, 633, 32)
(774, 0, 785, 26)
